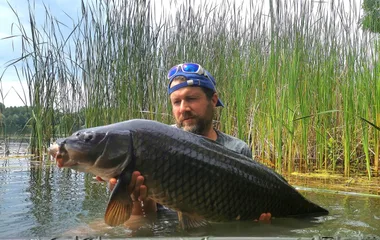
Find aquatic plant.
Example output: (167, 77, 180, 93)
(5, 0, 379, 177)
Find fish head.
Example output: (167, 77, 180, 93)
(51, 127, 133, 178)
(56, 129, 107, 168)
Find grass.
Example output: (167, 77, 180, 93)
(2, 0, 380, 177)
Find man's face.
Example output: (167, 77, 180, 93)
(169, 82, 217, 135)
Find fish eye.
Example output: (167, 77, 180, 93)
(84, 133, 93, 142)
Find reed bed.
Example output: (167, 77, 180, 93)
(5, 0, 379, 177)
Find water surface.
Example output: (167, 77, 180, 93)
(0, 153, 380, 238)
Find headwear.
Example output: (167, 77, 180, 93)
(167, 63, 224, 107)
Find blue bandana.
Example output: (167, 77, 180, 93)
(167, 71, 224, 107)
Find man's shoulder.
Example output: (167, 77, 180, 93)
(216, 130, 252, 158)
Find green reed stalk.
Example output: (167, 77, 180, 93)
(21, 3, 58, 154)
(268, 45, 284, 172)
(358, 38, 377, 179)
(362, 114, 371, 179)
(374, 40, 380, 177)
(284, 48, 300, 173)
(5, 0, 379, 176)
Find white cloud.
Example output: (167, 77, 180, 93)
(0, 67, 29, 107)
(0, 80, 29, 107)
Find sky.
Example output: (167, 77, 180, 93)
(0, 0, 83, 107)
(0, 0, 363, 108)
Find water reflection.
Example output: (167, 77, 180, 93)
(0, 156, 380, 238)
(28, 161, 54, 231)
(26, 163, 109, 237)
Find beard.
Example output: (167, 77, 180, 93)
(175, 103, 215, 135)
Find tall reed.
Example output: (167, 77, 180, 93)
(6, 0, 379, 177)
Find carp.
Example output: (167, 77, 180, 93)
(49, 119, 328, 229)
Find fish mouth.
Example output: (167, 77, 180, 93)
(49, 140, 77, 168)
(56, 151, 69, 168)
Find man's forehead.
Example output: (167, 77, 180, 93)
(169, 85, 204, 98)
(170, 79, 183, 85)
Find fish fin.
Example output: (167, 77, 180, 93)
(104, 132, 136, 227)
(177, 211, 210, 230)
(104, 178, 133, 226)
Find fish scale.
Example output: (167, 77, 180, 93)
(129, 121, 326, 221)
(53, 119, 328, 227)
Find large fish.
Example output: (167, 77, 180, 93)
(50, 119, 328, 229)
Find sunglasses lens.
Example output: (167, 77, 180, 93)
(167, 66, 179, 79)
(182, 63, 200, 73)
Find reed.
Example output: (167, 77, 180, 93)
(5, 0, 379, 177)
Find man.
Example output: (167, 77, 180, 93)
(102, 62, 271, 221)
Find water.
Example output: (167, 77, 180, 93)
(1, 153, 380, 238)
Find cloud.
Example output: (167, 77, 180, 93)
(0, 81, 29, 107)
(0, 0, 83, 107)
(0, 67, 29, 107)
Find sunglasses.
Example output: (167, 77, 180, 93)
(167, 63, 208, 79)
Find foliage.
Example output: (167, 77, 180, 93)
(1, 106, 31, 135)
(362, 0, 380, 33)
(3, 0, 380, 177)
(0, 102, 5, 113)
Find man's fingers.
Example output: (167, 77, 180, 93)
(95, 176, 104, 182)
(135, 176, 144, 188)
(128, 171, 141, 192)
(254, 213, 272, 223)
(139, 185, 147, 201)
(109, 178, 117, 185)
(132, 176, 144, 201)
(259, 213, 271, 222)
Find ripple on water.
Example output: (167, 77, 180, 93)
(1, 156, 380, 238)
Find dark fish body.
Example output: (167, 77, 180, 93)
(54, 119, 328, 226)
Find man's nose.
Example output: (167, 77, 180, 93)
(179, 101, 190, 113)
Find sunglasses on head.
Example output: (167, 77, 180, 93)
(167, 63, 209, 79)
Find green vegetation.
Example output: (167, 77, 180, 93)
(0, 104, 31, 135)
(362, 0, 380, 33)
(1, 0, 379, 178)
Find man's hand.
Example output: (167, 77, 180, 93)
(256, 212, 272, 223)
(96, 171, 148, 201)
(96, 171, 157, 215)
(127, 171, 148, 201)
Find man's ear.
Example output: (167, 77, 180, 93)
(211, 93, 218, 107)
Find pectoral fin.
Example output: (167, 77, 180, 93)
(104, 178, 133, 226)
(177, 211, 210, 230)
(104, 133, 136, 227)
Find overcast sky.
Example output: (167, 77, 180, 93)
(0, 0, 84, 107)
(0, 0, 362, 107)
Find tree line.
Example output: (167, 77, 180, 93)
(0, 103, 32, 135)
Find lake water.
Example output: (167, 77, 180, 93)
(1, 149, 380, 239)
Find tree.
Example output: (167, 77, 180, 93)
(362, 0, 380, 33)
(2, 106, 32, 135)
